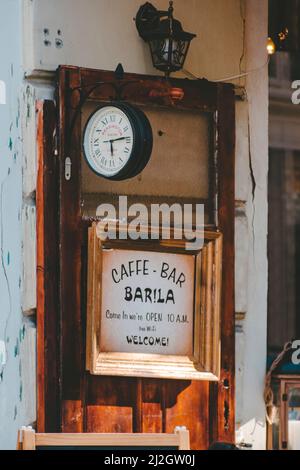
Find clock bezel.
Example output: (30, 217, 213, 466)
(82, 102, 153, 181)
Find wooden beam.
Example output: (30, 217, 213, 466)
(36, 100, 60, 432)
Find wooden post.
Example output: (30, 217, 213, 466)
(22, 427, 36, 450)
(175, 427, 190, 450)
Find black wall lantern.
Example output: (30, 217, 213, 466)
(135, 1, 196, 77)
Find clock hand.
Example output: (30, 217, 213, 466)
(103, 137, 127, 143)
(110, 140, 114, 157)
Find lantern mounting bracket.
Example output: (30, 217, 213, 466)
(135, 2, 173, 41)
(66, 64, 139, 141)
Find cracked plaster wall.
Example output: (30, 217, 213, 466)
(0, 0, 36, 450)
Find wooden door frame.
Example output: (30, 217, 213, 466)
(36, 100, 61, 431)
(36, 66, 235, 446)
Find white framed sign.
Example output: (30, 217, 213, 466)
(100, 249, 195, 357)
(86, 224, 222, 381)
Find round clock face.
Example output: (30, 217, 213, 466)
(83, 105, 135, 178)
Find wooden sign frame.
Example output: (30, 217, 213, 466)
(86, 224, 222, 381)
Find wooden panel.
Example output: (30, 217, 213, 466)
(81, 103, 212, 200)
(58, 67, 85, 432)
(36, 100, 60, 432)
(165, 381, 210, 450)
(54, 66, 235, 449)
(85, 375, 136, 433)
(209, 84, 235, 444)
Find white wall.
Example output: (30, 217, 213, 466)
(235, 0, 269, 450)
(0, 0, 36, 450)
(24, 0, 245, 80)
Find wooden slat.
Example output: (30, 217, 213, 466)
(36, 100, 60, 432)
(22, 429, 36, 450)
(85, 375, 136, 433)
(133, 379, 143, 432)
(165, 381, 210, 450)
(35, 432, 182, 447)
(58, 67, 85, 432)
(142, 380, 164, 434)
(20, 428, 190, 450)
(209, 84, 235, 444)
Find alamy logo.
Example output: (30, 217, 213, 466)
(292, 340, 300, 365)
(291, 81, 300, 104)
(96, 196, 204, 251)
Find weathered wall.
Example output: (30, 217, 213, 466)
(0, 0, 36, 450)
(0, 0, 269, 449)
(235, 0, 269, 449)
(24, 0, 245, 80)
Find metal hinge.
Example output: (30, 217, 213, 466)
(282, 393, 288, 402)
(65, 157, 72, 180)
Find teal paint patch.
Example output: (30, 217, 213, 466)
(13, 406, 17, 421)
(7, 252, 10, 265)
(19, 381, 22, 402)
(19, 325, 25, 343)
(14, 338, 19, 357)
(8, 137, 12, 150)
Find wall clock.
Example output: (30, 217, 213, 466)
(83, 102, 153, 180)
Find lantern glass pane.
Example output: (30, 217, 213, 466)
(149, 39, 170, 72)
(149, 38, 190, 73)
(172, 39, 189, 68)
